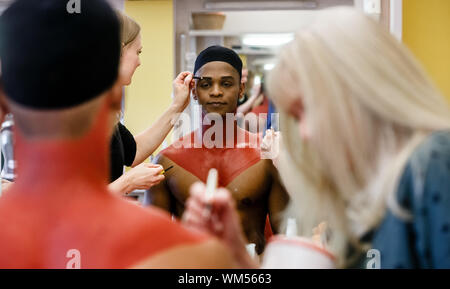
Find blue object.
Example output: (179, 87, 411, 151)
(360, 131, 450, 268)
(264, 100, 277, 137)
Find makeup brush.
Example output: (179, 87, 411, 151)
(193, 76, 212, 81)
(160, 165, 174, 175)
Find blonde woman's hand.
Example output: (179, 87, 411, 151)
(124, 163, 165, 193)
(171, 71, 194, 112)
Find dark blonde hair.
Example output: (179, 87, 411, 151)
(116, 10, 141, 47)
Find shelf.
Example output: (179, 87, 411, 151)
(188, 30, 241, 37)
(234, 49, 274, 55)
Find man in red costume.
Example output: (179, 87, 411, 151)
(0, 0, 234, 269)
(148, 46, 289, 254)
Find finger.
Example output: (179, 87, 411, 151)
(176, 71, 189, 80)
(146, 163, 163, 170)
(189, 182, 207, 199)
(191, 189, 210, 207)
(148, 166, 164, 175)
(211, 213, 224, 233)
(147, 163, 162, 168)
(182, 211, 197, 225)
(181, 212, 191, 224)
(185, 197, 206, 217)
(175, 71, 191, 83)
(147, 176, 165, 188)
(183, 73, 193, 86)
(152, 174, 165, 183)
(185, 207, 206, 226)
(182, 211, 207, 228)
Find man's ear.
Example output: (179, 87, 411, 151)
(239, 82, 245, 99)
(0, 85, 10, 124)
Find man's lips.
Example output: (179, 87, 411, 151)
(207, 102, 227, 106)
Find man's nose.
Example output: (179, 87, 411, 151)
(210, 84, 223, 97)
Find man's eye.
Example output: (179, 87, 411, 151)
(222, 82, 232, 87)
(200, 82, 210, 88)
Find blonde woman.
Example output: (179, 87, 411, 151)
(182, 7, 450, 268)
(108, 11, 193, 195)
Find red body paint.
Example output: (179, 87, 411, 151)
(0, 99, 207, 269)
(161, 128, 261, 187)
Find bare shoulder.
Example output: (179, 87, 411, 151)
(262, 159, 280, 178)
(131, 238, 237, 269)
(248, 158, 276, 178)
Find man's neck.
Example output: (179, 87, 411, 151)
(196, 111, 258, 149)
(12, 102, 111, 196)
(14, 134, 109, 191)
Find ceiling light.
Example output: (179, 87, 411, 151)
(242, 33, 294, 47)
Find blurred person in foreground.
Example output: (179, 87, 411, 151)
(183, 7, 450, 269)
(0, 0, 234, 269)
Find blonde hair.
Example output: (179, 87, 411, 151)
(114, 10, 139, 125)
(267, 7, 450, 267)
(116, 10, 141, 47)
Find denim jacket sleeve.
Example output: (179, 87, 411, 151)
(366, 131, 450, 269)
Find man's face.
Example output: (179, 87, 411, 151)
(193, 61, 244, 116)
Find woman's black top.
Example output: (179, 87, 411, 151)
(109, 122, 137, 182)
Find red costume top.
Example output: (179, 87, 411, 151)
(160, 124, 274, 240)
(160, 125, 261, 187)
(0, 100, 208, 269)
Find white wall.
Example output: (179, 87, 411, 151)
(221, 10, 318, 34)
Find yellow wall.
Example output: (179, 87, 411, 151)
(403, 0, 450, 101)
(124, 0, 174, 143)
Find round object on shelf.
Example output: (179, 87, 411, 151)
(192, 12, 226, 30)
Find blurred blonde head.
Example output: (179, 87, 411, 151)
(268, 7, 450, 267)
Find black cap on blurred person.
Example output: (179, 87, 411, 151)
(0, 0, 121, 110)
